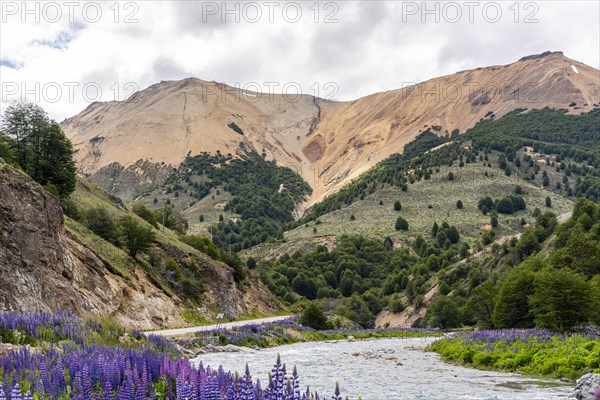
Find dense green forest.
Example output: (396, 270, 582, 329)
(426, 197, 600, 331)
(160, 151, 312, 250)
(257, 220, 466, 328)
(258, 199, 600, 330)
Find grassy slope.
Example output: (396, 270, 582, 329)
(245, 153, 573, 259)
(66, 178, 201, 282)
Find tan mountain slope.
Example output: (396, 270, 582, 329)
(63, 52, 599, 206)
(305, 51, 599, 202)
(63, 77, 321, 180)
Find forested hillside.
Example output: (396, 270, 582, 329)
(300, 108, 600, 223)
(248, 107, 600, 329)
(138, 151, 312, 251)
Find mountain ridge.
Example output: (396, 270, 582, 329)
(62, 52, 600, 206)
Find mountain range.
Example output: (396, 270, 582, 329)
(62, 51, 600, 206)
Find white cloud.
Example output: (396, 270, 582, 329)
(1, 0, 598, 121)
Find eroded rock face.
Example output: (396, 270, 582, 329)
(151, 243, 280, 320)
(569, 373, 600, 400)
(0, 160, 185, 329)
(0, 160, 279, 328)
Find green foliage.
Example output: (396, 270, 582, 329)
(493, 265, 536, 328)
(258, 232, 467, 327)
(334, 295, 376, 328)
(60, 197, 83, 221)
(395, 216, 409, 231)
(529, 268, 592, 331)
(425, 295, 462, 329)
(430, 333, 600, 380)
(299, 303, 331, 330)
(518, 229, 541, 257)
(156, 205, 188, 234)
(394, 201, 402, 211)
(133, 203, 159, 228)
(480, 195, 526, 215)
(478, 197, 494, 212)
(167, 151, 311, 250)
(300, 108, 598, 227)
(118, 215, 156, 258)
(180, 235, 246, 283)
(466, 280, 497, 329)
(403, 130, 449, 159)
(454, 199, 600, 332)
(465, 108, 600, 201)
(388, 293, 405, 312)
(456, 200, 464, 209)
(246, 257, 257, 269)
(0, 132, 15, 165)
(84, 207, 120, 245)
(1, 103, 76, 197)
(591, 276, 600, 325)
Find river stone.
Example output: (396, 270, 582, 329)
(568, 373, 600, 400)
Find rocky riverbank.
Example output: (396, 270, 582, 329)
(569, 373, 600, 400)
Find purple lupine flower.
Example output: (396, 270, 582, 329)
(290, 366, 300, 400)
(331, 382, 342, 400)
(241, 364, 255, 400)
(118, 371, 134, 400)
(10, 382, 22, 400)
(102, 377, 113, 400)
(21, 390, 33, 400)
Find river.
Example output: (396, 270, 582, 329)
(191, 337, 573, 400)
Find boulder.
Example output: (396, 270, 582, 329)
(569, 373, 600, 400)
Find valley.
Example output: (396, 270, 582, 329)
(1, 52, 600, 399)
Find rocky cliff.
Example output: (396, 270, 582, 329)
(0, 160, 279, 328)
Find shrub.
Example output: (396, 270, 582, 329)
(388, 294, 405, 312)
(84, 207, 120, 245)
(490, 215, 498, 228)
(395, 216, 409, 231)
(132, 203, 159, 229)
(478, 197, 494, 212)
(60, 198, 83, 221)
(496, 198, 514, 214)
(299, 303, 330, 330)
(119, 215, 156, 258)
(394, 201, 402, 211)
(456, 200, 464, 209)
(493, 266, 536, 328)
(425, 295, 462, 329)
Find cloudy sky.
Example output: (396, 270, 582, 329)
(1, 1, 599, 121)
